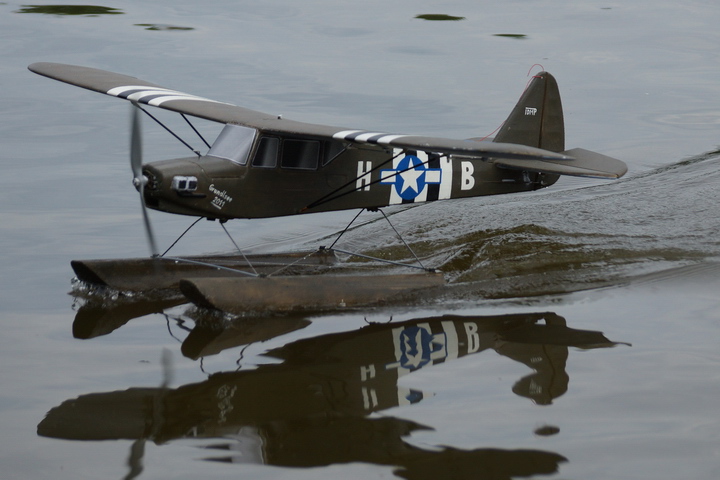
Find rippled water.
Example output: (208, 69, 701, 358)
(337, 148, 720, 298)
(2, 2, 720, 479)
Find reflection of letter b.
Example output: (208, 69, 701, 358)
(464, 322, 480, 353)
(461, 161, 475, 190)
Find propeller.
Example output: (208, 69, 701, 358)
(130, 103, 159, 257)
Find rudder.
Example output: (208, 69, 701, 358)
(494, 72, 565, 152)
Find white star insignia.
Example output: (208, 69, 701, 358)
(398, 158, 424, 195)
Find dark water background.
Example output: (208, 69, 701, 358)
(2, 1, 719, 479)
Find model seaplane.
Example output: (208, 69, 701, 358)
(29, 62, 627, 312)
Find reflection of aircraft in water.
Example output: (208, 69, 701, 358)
(71, 294, 312, 359)
(71, 294, 185, 339)
(270, 311, 624, 406)
(39, 312, 625, 478)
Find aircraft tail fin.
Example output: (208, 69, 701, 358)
(494, 71, 565, 153)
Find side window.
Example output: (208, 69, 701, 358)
(252, 136, 279, 168)
(281, 139, 320, 170)
(323, 140, 346, 166)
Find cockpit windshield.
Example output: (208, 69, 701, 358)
(207, 124, 257, 165)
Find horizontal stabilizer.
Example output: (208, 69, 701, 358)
(493, 147, 627, 179)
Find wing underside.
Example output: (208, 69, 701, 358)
(29, 62, 626, 178)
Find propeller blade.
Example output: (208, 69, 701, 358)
(139, 191, 159, 258)
(130, 104, 159, 258)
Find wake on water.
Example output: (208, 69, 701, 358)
(329, 149, 720, 300)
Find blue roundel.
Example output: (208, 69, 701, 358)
(395, 155, 427, 200)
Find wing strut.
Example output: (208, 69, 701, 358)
(135, 104, 202, 157)
(300, 150, 403, 212)
(181, 113, 211, 149)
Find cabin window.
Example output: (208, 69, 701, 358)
(281, 139, 320, 170)
(207, 124, 256, 165)
(323, 141, 346, 166)
(252, 136, 279, 168)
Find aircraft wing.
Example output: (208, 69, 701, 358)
(29, 62, 285, 130)
(28, 62, 581, 163)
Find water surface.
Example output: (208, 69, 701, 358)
(1, 1, 719, 479)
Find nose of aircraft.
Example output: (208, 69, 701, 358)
(139, 157, 210, 216)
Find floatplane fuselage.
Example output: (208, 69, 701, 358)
(29, 62, 627, 308)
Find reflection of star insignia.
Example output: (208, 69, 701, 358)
(380, 154, 442, 200)
(392, 326, 447, 371)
